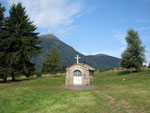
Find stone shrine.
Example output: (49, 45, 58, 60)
(65, 55, 95, 85)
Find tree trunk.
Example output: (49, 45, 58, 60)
(130, 68, 132, 74)
(12, 76, 15, 81)
(11, 73, 15, 81)
(3, 77, 7, 82)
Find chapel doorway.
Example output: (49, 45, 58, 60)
(73, 70, 82, 85)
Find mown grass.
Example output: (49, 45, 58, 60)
(0, 69, 150, 113)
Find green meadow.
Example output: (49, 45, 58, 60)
(0, 69, 150, 113)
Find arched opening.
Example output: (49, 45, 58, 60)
(73, 70, 82, 85)
(73, 70, 82, 76)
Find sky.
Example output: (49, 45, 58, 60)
(1, 0, 150, 65)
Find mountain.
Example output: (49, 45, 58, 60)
(32, 34, 120, 72)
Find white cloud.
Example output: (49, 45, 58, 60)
(136, 19, 150, 23)
(56, 26, 78, 35)
(5, 0, 83, 35)
(114, 32, 126, 45)
(97, 29, 127, 58)
(83, 30, 126, 58)
(111, 29, 126, 45)
(136, 27, 150, 30)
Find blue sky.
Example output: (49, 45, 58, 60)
(1, 0, 150, 65)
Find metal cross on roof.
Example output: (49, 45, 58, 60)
(75, 55, 81, 64)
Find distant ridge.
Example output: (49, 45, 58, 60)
(32, 34, 120, 72)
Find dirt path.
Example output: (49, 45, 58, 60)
(95, 91, 133, 113)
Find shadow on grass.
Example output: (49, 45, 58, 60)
(118, 71, 130, 75)
(118, 70, 139, 75)
(0, 74, 63, 84)
(0, 77, 38, 84)
(52, 75, 63, 78)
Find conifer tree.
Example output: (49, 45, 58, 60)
(120, 29, 145, 73)
(42, 46, 61, 74)
(5, 3, 41, 81)
(0, 3, 5, 27)
(0, 3, 9, 82)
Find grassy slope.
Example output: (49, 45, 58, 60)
(0, 69, 150, 113)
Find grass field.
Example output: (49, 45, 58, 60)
(0, 69, 150, 113)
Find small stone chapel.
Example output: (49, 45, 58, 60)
(65, 55, 95, 86)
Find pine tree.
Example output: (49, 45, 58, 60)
(5, 3, 41, 81)
(120, 29, 145, 73)
(0, 3, 5, 27)
(0, 3, 9, 82)
(42, 46, 61, 74)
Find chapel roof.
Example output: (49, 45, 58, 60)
(66, 63, 95, 71)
